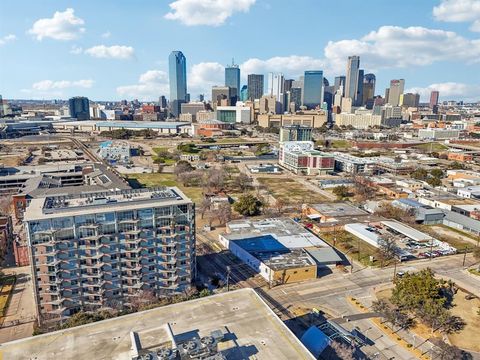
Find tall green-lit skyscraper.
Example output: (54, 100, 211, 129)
(303, 70, 323, 109)
(169, 51, 187, 117)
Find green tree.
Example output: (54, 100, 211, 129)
(332, 185, 350, 200)
(233, 194, 263, 216)
(430, 168, 444, 178)
(427, 177, 442, 187)
(411, 168, 428, 180)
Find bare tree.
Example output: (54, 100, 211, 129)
(0, 195, 12, 216)
(234, 173, 253, 192)
(329, 340, 356, 360)
(432, 340, 470, 360)
(204, 167, 226, 192)
(215, 202, 232, 226)
(376, 234, 399, 268)
(199, 197, 211, 220)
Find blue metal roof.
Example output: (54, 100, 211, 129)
(397, 198, 424, 208)
(300, 326, 330, 357)
(233, 235, 289, 253)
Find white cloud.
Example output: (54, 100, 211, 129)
(324, 26, 480, 72)
(433, 0, 480, 32)
(31, 79, 94, 91)
(188, 62, 225, 95)
(117, 70, 169, 100)
(28, 8, 85, 40)
(0, 34, 16, 46)
(241, 56, 328, 79)
(84, 45, 134, 59)
(406, 82, 480, 102)
(101, 31, 111, 38)
(70, 45, 83, 54)
(165, 0, 256, 26)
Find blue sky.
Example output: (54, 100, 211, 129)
(1, 0, 480, 102)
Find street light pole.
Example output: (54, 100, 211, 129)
(226, 266, 231, 292)
(463, 247, 468, 267)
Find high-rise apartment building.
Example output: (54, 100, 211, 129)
(429, 91, 439, 108)
(247, 74, 264, 101)
(25, 187, 195, 322)
(387, 79, 405, 107)
(169, 51, 187, 117)
(69, 97, 90, 120)
(225, 62, 240, 104)
(345, 56, 360, 103)
(303, 71, 323, 109)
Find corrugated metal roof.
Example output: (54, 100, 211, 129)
(305, 247, 342, 264)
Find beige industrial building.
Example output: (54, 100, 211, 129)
(258, 110, 327, 128)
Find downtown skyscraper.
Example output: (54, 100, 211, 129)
(303, 70, 323, 109)
(247, 74, 264, 101)
(345, 56, 361, 106)
(225, 61, 240, 104)
(169, 51, 187, 117)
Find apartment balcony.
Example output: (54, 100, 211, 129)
(158, 257, 176, 265)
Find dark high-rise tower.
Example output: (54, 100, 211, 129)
(225, 60, 240, 104)
(362, 73, 376, 109)
(247, 74, 264, 100)
(169, 51, 187, 117)
(356, 69, 364, 106)
(69, 96, 90, 120)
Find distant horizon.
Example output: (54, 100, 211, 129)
(1, 0, 480, 102)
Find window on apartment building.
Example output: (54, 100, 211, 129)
(155, 207, 171, 217)
(117, 210, 134, 221)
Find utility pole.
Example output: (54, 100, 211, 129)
(463, 247, 468, 267)
(393, 260, 397, 282)
(226, 266, 231, 292)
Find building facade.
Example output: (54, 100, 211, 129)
(25, 187, 195, 322)
(279, 125, 313, 142)
(69, 97, 90, 120)
(279, 141, 334, 175)
(303, 71, 323, 109)
(247, 74, 264, 101)
(225, 63, 240, 103)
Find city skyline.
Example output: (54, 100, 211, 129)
(1, 0, 480, 102)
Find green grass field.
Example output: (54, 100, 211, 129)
(257, 177, 329, 205)
(127, 173, 204, 204)
(412, 142, 449, 152)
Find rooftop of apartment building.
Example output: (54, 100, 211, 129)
(24, 186, 191, 221)
(16, 163, 130, 198)
(224, 218, 330, 249)
(0, 289, 314, 360)
(308, 203, 368, 218)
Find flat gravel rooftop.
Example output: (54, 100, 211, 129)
(0, 288, 314, 360)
